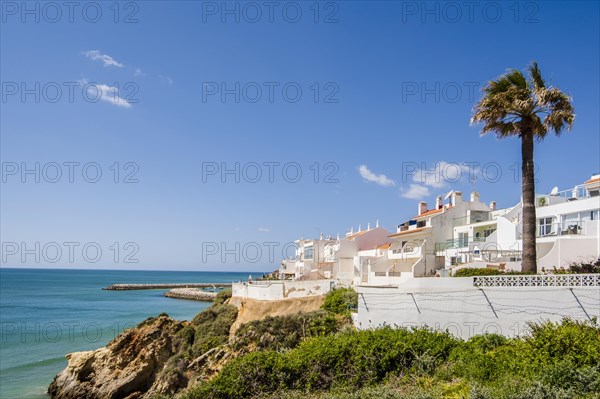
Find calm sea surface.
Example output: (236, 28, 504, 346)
(0, 268, 253, 399)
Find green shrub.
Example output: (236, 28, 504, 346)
(568, 260, 600, 274)
(214, 288, 232, 305)
(233, 311, 341, 353)
(181, 319, 600, 399)
(189, 304, 238, 356)
(453, 268, 503, 277)
(321, 288, 358, 314)
(190, 327, 458, 399)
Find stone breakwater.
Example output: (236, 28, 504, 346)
(103, 283, 231, 290)
(164, 288, 218, 302)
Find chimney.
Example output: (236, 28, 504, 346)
(450, 192, 462, 206)
(418, 201, 428, 215)
(367, 222, 371, 230)
(435, 196, 443, 209)
(471, 191, 480, 202)
(490, 201, 496, 211)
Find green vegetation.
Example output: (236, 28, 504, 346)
(321, 287, 358, 315)
(549, 260, 600, 274)
(453, 268, 503, 277)
(232, 311, 342, 353)
(187, 303, 238, 356)
(452, 268, 536, 277)
(180, 319, 599, 399)
(455, 260, 600, 277)
(143, 289, 599, 399)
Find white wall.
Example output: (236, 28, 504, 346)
(356, 276, 599, 340)
(233, 279, 335, 300)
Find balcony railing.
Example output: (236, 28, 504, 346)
(536, 187, 592, 207)
(435, 237, 486, 252)
(537, 221, 586, 237)
(453, 213, 497, 227)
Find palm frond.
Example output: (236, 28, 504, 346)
(528, 61, 545, 89)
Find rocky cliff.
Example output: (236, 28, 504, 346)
(48, 315, 187, 399)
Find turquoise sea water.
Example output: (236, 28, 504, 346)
(0, 268, 253, 399)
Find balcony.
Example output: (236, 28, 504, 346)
(435, 237, 486, 254)
(537, 221, 587, 238)
(536, 186, 593, 207)
(453, 213, 497, 227)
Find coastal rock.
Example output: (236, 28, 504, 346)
(165, 288, 218, 302)
(48, 315, 187, 399)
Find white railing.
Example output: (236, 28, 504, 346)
(473, 274, 600, 287)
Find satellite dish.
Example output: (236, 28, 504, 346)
(550, 186, 559, 196)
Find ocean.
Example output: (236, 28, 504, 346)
(0, 268, 254, 399)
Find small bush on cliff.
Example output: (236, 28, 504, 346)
(321, 288, 358, 315)
(232, 311, 341, 352)
(188, 303, 238, 357)
(214, 288, 232, 305)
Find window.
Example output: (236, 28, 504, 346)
(417, 220, 426, 228)
(458, 232, 468, 247)
(592, 210, 599, 220)
(304, 246, 314, 260)
(538, 217, 554, 236)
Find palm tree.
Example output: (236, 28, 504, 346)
(471, 62, 575, 273)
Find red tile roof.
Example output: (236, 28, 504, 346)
(583, 177, 600, 185)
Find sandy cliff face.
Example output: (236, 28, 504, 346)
(48, 315, 187, 399)
(229, 295, 325, 334)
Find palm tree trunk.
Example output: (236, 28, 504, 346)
(521, 132, 537, 273)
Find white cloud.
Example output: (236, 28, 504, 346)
(401, 184, 430, 199)
(357, 165, 395, 187)
(258, 227, 270, 232)
(234, 227, 241, 231)
(79, 80, 132, 108)
(83, 50, 124, 68)
(134, 68, 145, 76)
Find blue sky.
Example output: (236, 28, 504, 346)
(1, 1, 599, 271)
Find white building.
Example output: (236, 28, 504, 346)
(439, 174, 600, 274)
(279, 224, 393, 285)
